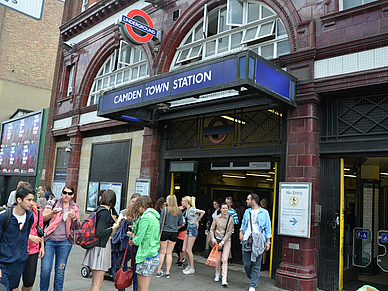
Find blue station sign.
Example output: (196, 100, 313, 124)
(98, 50, 297, 122)
(100, 58, 237, 112)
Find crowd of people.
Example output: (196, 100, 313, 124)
(0, 182, 272, 291)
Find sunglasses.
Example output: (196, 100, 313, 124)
(62, 191, 74, 195)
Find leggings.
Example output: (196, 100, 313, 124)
(21, 253, 39, 287)
(174, 238, 184, 257)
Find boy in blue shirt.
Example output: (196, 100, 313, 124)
(0, 187, 35, 291)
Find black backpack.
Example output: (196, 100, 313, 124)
(1, 207, 33, 242)
(1, 207, 12, 241)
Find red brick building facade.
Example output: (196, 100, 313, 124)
(42, 0, 388, 290)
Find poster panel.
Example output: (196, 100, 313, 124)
(87, 182, 99, 212)
(100, 182, 122, 214)
(278, 182, 311, 238)
(52, 180, 66, 199)
(135, 178, 150, 196)
(0, 111, 42, 175)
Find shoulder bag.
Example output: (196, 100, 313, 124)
(214, 215, 231, 252)
(114, 233, 134, 289)
(36, 206, 45, 238)
(160, 207, 167, 237)
(247, 212, 253, 246)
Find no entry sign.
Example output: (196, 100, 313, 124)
(120, 9, 156, 44)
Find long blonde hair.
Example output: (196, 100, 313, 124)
(166, 195, 180, 217)
(184, 196, 196, 208)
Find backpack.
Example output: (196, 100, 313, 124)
(1, 207, 12, 242)
(1, 206, 33, 242)
(75, 207, 107, 249)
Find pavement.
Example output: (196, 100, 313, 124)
(28, 244, 283, 291)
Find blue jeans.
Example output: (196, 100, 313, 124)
(40, 239, 73, 291)
(242, 250, 263, 289)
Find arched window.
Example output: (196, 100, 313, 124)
(172, 1, 289, 69)
(87, 41, 148, 106)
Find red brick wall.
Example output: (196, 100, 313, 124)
(140, 127, 161, 202)
(275, 101, 320, 291)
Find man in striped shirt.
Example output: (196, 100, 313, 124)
(225, 196, 239, 263)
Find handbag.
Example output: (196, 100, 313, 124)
(114, 234, 134, 289)
(160, 207, 167, 237)
(36, 206, 45, 238)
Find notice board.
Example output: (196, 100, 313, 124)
(278, 182, 311, 238)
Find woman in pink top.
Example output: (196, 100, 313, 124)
(13, 202, 45, 291)
(40, 185, 81, 291)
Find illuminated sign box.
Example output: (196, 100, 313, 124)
(98, 51, 297, 122)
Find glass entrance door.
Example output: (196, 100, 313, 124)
(343, 157, 388, 289)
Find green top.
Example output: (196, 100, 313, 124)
(132, 207, 160, 263)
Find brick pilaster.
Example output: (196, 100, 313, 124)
(66, 128, 83, 202)
(275, 101, 320, 291)
(140, 127, 161, 202)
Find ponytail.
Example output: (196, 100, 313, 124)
(191, 196, 196, 208)
(184, 196, 197, 208)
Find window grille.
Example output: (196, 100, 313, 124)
(321, 90, 388, 141)
(167, 107, 282, 150)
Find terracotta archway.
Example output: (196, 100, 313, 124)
(155, 0, 301, 75)
(77, 28, 154, 108)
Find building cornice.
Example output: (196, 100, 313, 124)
(60, 0, 138, 41)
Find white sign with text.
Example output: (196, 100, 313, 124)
(0, 0, 45, 20)
(278, 182, 311, 238)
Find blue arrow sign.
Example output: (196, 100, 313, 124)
(289, 217, 298, 225)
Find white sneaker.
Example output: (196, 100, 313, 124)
(183, 265, 190, 272)
(214, 273, 220, 282)
(182, 268, 195, 275)
(222, 278, 228, 286)
(249, 287, 255, 291)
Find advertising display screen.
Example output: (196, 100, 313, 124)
(0, 111, 43, 175)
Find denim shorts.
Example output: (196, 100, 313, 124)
(136, 256, 159, 277)
(186, 223, 198, 238)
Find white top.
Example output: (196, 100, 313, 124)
(243, 209, 260, 241)
(14, 212, 26, 230)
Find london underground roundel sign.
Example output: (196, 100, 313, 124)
(120, 9, 157, 44)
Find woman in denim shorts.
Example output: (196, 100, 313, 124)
(128, 196, 161, 291)
(181, 196, 205, 275)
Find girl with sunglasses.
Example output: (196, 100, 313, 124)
(40, 186, 81, 291)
